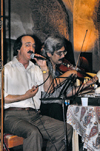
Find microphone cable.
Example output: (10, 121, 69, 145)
(36, 69, 51, 88)
(32, 62, 59, 151)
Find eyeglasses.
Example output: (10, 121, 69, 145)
(56, 50, 67, 57)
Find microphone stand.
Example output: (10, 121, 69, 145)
(41, 74, 77, 151)
(59, 76, 76, 151)
(61, 95, 68, 151)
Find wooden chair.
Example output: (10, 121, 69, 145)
(3, 134, 47, 151)
(3, 134, 24, 150)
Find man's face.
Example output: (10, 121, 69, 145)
(48, 46, 67, 65)
(18, 36, 35, 61)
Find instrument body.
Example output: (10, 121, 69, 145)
(57, 59, 85, 79)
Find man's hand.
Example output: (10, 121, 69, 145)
(25, 86, 38, 99)
(87, 76, 98, 86)
(5, 86, 38, 104)
(33, 54, 47, 70)
(60, 70, 77, 79)
(92, 76, 98, 83)
(69, 70, 77, 76)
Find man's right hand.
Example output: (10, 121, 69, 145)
(5, 86, 38, 104)
(25, 86, 38, 99)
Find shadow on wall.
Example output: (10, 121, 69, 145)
(80, 52, 92, 72)
(64, 38, 75, 66)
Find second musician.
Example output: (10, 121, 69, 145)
(40, 35, 98, 121)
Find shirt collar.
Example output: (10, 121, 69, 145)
(12, 56, 34, 69)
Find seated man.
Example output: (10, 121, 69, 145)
(40, 35, 98, 121)
(4, 34, 74, 151)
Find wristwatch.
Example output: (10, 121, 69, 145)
(42, 69, 49, 74)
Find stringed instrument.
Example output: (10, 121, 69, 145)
(57, 58, 85, 80)
(57, 30, 92, 80)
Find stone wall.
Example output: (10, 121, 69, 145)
(4, 0, 100, 72)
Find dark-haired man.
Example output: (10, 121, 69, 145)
(4, 34, 74, 151)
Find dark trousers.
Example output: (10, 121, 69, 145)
(4, 110, 73, 151)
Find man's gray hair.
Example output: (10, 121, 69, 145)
(41, 35, 65, 78)
(42, 35, 65, 58)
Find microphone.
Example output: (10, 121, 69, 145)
(30, 53, 47, 60)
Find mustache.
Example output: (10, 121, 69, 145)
(58, 58, 64, 61)
(27, 50, 33, 54)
